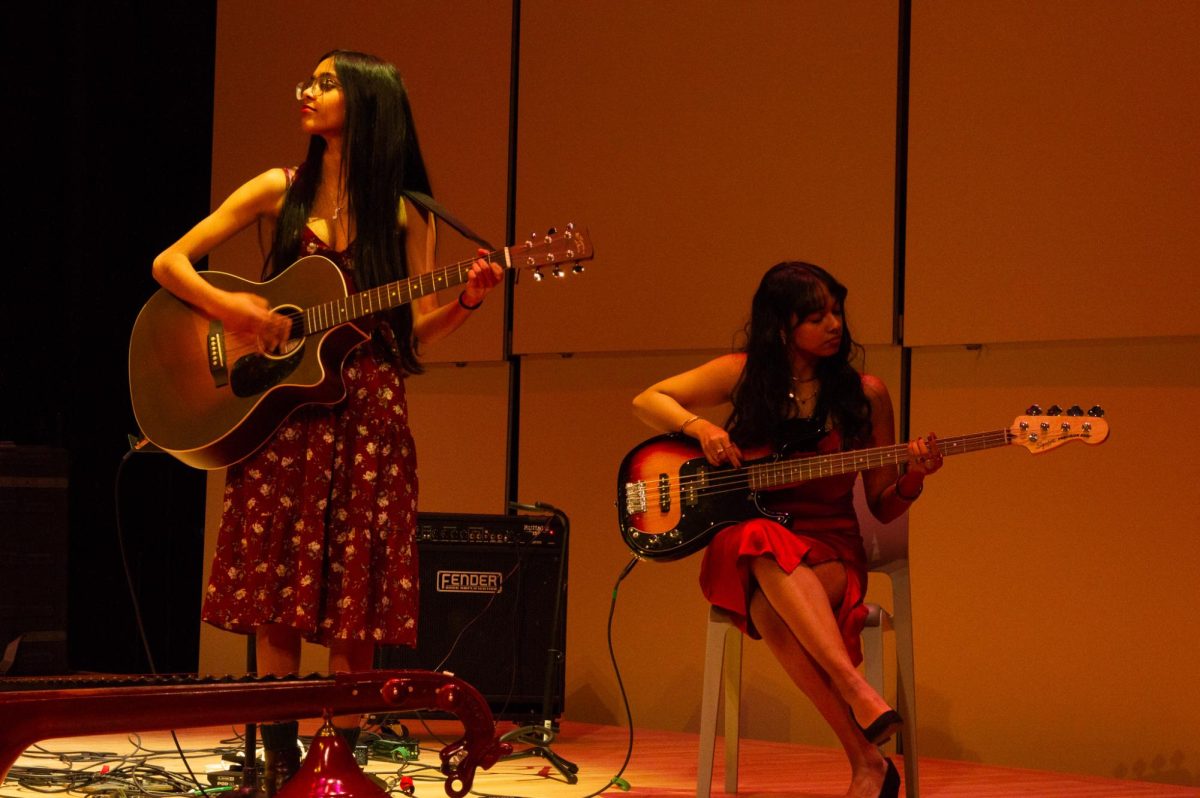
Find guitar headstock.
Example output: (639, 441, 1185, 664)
(510, 224, 594, 281)
(1009, 404, 1108, 453)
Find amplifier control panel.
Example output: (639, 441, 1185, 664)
(415, 512, 564, 547)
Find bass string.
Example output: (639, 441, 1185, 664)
(634, 429, 1015, 502)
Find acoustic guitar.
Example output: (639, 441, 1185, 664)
(617, 406, 1108, 561)
(129, 225, 592, 469)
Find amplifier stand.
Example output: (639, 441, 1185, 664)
(500, 502, 577, 784)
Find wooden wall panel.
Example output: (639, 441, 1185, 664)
(906, 1, 1200, 345)
(513, 1, 900, 354)
(209, 0, 511, 363)
(907, 338, 1200, 777)
(404, 362, 510, 514)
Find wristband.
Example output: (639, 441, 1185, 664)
(458, 291, 483, 311)
(679, 415, 702, 434)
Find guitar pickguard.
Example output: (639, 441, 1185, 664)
(229, 345, 306, 398)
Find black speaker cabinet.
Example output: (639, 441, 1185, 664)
(377, 512, 567, 722)
(0, 446, 69, 675)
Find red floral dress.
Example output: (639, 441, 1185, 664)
(200, 228, 420, 647)
(699, 424, 870, 665)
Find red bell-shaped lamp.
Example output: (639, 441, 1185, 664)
(274, 722, 387, 798)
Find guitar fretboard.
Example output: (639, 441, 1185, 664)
(300, 250, 509, 335)
(748, 429, 1014, 490)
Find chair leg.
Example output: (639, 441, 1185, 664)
(890, 565, 920, 798)
(861, 603, 888, 698)
(722, 620, 742, 794)
(697, 607, 729, 798)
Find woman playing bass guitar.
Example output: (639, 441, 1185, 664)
(632, 262, 941, 798)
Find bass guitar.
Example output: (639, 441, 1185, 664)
(617, 406, 1108, 561)
(129, 225, 592, 469)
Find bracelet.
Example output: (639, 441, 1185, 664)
(679, 415, 702, 434)
(457, 291, 483, 311)
(895, 477, 923, 502)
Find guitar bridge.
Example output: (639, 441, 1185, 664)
(624, 481, 646, 515)
(207, 320, 228, 388)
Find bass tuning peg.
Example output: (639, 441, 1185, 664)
(1025, 404, 1043, 416)
(1066, 405, 1084, 416)
(1087, 405, 1105, 417)
(1046, 404, 1063, 416)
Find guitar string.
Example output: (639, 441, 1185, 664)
(631, 422, 1099, 511)
(214, 237, 586, 361)
(628, 428, 1084, 505)
(213, 254, 495, 361)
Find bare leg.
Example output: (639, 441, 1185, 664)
(328, 639, 376, 729)
(750, 587, 888, 798)
(255, 624, 304, 794)
(256, 623, 302, 675)
(751, 558, 893, 729)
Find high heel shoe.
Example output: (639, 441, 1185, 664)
(854, 707, 903, 746)
(878, 758, 900, 798)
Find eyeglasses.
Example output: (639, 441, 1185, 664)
(295, 74, 341, 100)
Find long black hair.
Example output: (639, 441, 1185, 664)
(726, 262, 872, 448)
(266, 49, 431, 375)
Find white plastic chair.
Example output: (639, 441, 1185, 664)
(697, 481, 920, 797)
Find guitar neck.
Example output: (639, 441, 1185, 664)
(302, 249, 511, 334)
(748, 428, 1012, 490)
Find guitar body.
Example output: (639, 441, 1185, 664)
(617, 434, 788, 561)
(128, 257, 368, 469)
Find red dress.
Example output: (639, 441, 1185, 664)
(699, 425, 870, 665)
(200, 228, 421, 647)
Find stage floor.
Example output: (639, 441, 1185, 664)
(2, 719, 1195, 798)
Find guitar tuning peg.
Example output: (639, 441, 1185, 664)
(1046, 404, 1063, 416)
(565, 222, 575, 231)
(1066, 405, 1084, 417)
(1087, 405, 1105, 417)
(546, 226, 558, 236)
(1025, 404, 1043, 416)
(532, 267, 544, 282)
(552, 265, 564, 278)
(572, 262, 585, 274)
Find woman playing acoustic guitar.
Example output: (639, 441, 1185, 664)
(151, 50, 502, 793)
(632, 262, 941, 798)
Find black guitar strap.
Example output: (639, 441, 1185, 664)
(402, 189, 497, 252)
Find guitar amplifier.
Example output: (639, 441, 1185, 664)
(0, 446, 69, 675)
(376, 512, 567, 722)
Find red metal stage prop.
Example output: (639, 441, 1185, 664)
(0, 670, 510, 798)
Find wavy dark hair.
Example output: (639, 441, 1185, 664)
(265, 49, 432, 375)
(726, 262, 872, 448)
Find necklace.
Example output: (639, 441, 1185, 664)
(788, 388, 818, 403)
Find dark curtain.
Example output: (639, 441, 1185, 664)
(3, 1, 218, 673)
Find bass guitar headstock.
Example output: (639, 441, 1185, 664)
(1009, 404, 1108, 453)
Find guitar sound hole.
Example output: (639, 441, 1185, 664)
(260, 305, 304, 357)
